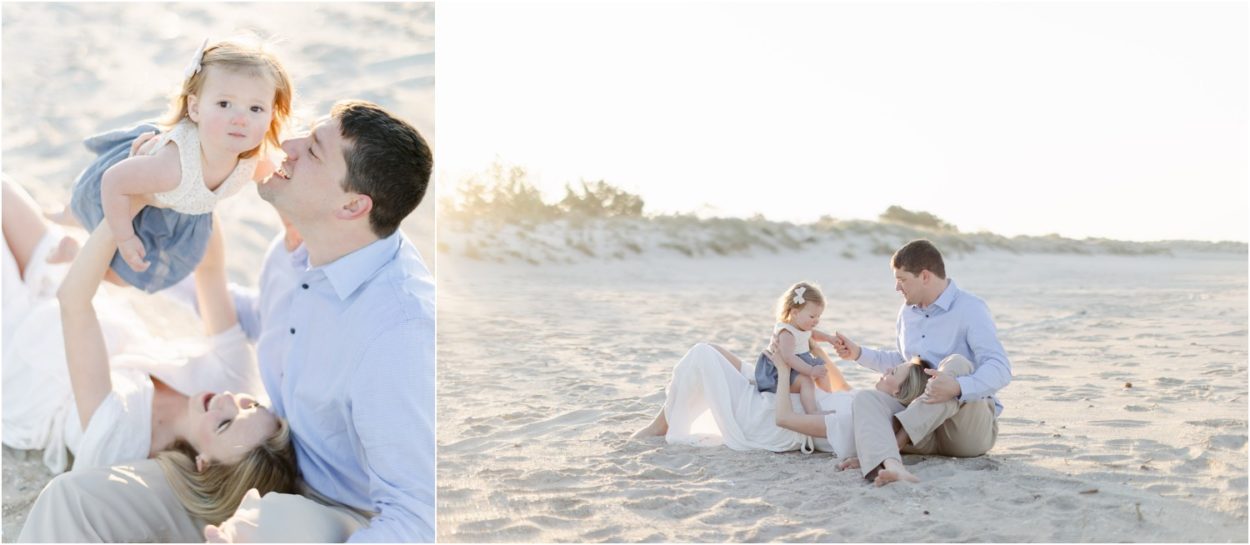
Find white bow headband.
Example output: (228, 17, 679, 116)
(184, 38, 209, 81)
(792, 286, 807, 305)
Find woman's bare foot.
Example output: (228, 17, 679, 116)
(873, 459, 920, 486)
(45, 235, 80, 264)
(630, 410, 668, 440)
(836, 457, 860, 471)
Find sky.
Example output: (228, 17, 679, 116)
(437, 2, 1248, 242)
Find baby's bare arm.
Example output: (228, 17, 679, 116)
(777, 331, 817, 377)
(100, 146, 181, 237)
(100, 146, 181, 271)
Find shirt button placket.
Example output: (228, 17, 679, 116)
(291, 279, 311, 337)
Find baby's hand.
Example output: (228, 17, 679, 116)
(117, 236, 150, 272)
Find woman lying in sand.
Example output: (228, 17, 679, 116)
(631, 339, 932, 467)
(2, 179, 299, 527)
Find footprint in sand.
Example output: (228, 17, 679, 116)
(1206, 434, 1248, 450)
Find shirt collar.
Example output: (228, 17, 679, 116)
(929, 278, 959, 311)
(290, 232, 403, 301)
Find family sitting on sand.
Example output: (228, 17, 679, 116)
(633, 239, 1011, 487)
(2, 37, 434, 542)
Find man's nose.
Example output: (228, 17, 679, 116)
(280, 138, 303, 158)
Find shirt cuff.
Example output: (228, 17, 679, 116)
(955, 375, 974, 402)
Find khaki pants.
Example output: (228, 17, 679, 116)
(18, 459, 370, 543)
(852, 354, 998, 478)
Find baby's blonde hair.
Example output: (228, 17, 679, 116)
(775, 281, 825, 323)
(159, 37, 294, 159)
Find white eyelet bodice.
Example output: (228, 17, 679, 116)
(773, 323, 812, 354)
(150, 120, 257, 215)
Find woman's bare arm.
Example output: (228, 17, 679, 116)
(56, 224, 120, 429)
(810, 341, 852, 392)
(777, 331, 817, 377)
(769, 352, 828, 437)
(193, 215, 238, 335)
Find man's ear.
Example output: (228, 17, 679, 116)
(335, 194, 373, 222)
(187, 94, 201, 123)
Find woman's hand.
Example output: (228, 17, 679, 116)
(764, 346, 789, 371)
(115, 235, 149, 272)
(129, 132, 158, 158)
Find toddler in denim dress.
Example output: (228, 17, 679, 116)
(57, 37, 291, 292)
(755, 282, 827, 416)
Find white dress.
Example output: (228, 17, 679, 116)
(149, 119, 256, 215)
(2, 228, 262, 473)
(663, 343, 858, 459)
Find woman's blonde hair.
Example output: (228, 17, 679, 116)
(154, 416, 299, 525)
(894, 356, 935, 406)
(158, 37, 294, 160)
(775, 281, 825, 323)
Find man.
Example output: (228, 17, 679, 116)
(19, 100, 435, 542)
(832, 239, 1011, 486)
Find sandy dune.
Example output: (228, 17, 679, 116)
(1, 3, 433, 539)
(437, 237, 1247, 542)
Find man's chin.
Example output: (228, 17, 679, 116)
(256, 181, 279, 204)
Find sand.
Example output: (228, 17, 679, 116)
(436, 234, 1248, 542)
(0, 3, 433, 540)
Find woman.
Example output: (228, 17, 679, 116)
(632, 337, 931, 466)
(3, 178, 299, 527)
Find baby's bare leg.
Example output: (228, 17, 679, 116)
(795, 376, 819, 414)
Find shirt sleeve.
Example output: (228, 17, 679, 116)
(956, 300, 1012, 402)
(855, 307, 907, 373)
(346, 317, 435, 543)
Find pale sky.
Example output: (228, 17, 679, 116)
(437, 2, 1248, 242)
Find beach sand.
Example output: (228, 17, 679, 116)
(437, 237, 1247, 541)
(1, 2, 433, 539)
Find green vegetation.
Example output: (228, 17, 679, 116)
(878, 205, 958, 232)
(438, 161, 1247, 262)
(440, 160, 645, 226)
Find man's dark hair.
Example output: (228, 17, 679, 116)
(891, 239, 946, 279)
(333, 100, 432, 238)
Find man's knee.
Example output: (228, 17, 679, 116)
(939, 402, 997, 457)
(943, 434, 994, 458)
(853, 389, 902, 417)
(253, 492, 361, 542)
(20, 472, 93, 542)
(938, 354, 974, 376)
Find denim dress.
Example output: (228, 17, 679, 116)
(68, 121, 251, 293)
(755, 323, 826, 393)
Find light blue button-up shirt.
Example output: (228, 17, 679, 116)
(856, 279, 1011, 415)
(235, 232, 435, 542)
